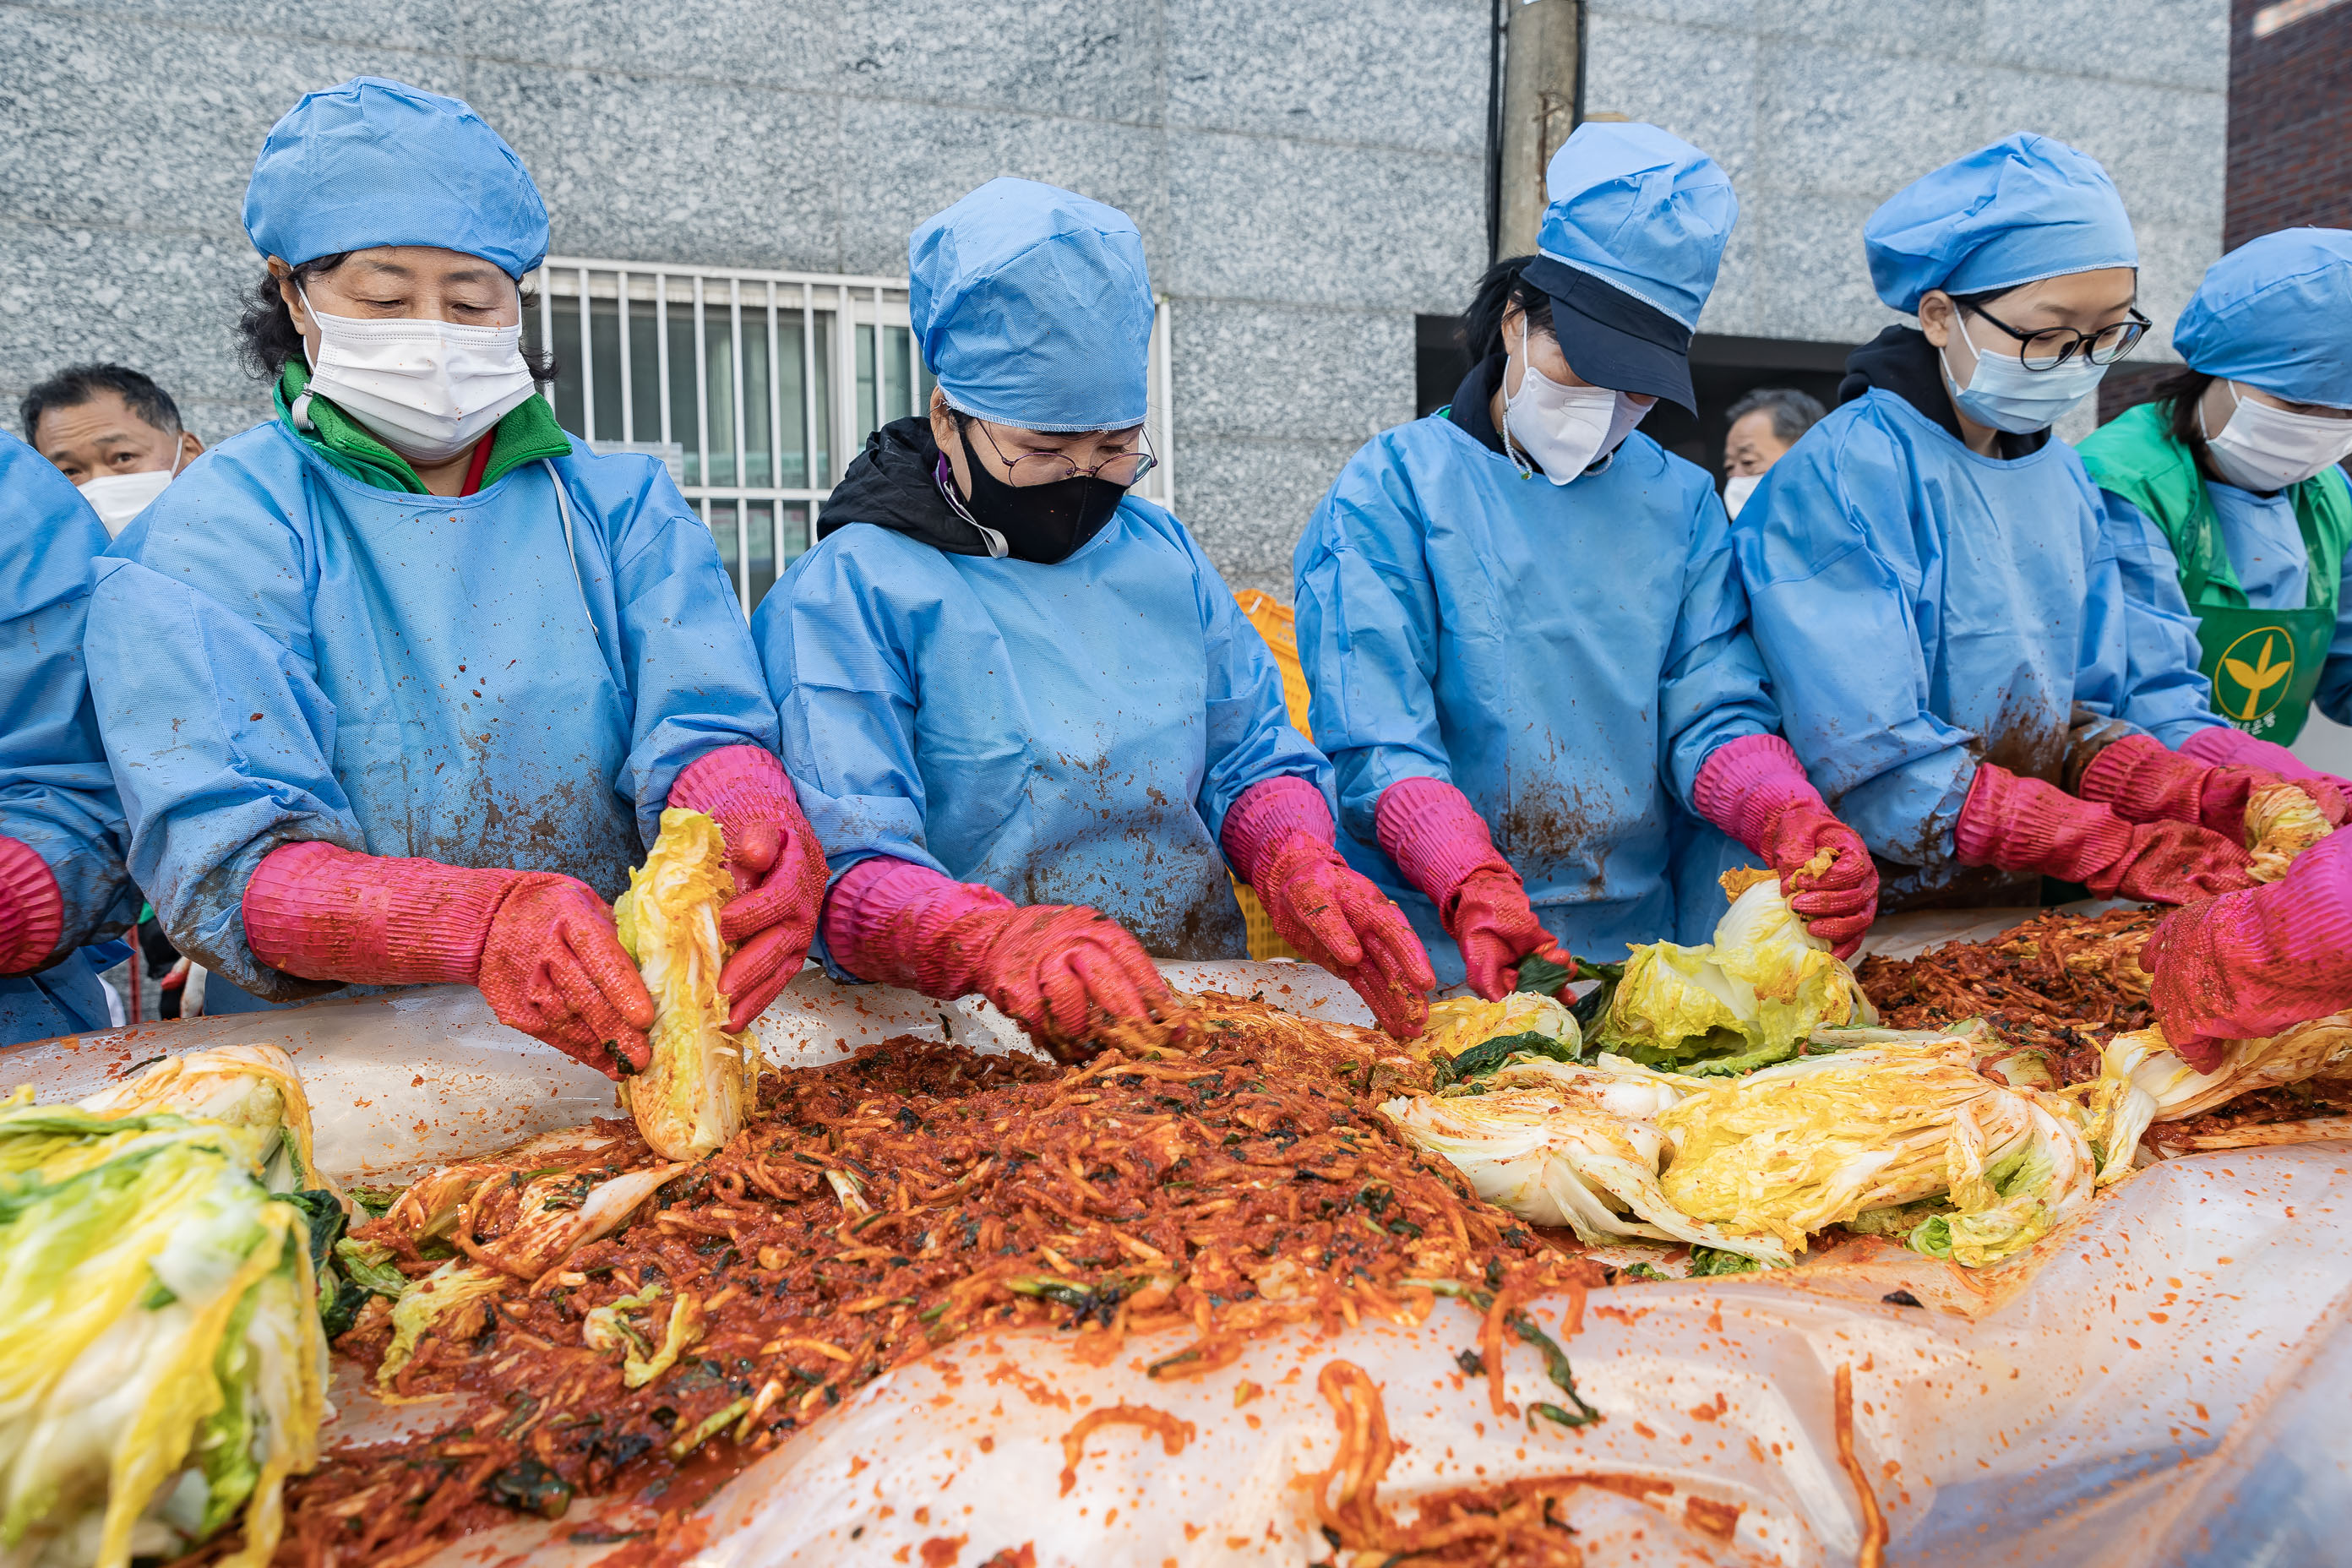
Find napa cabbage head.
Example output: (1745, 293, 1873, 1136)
(0, 1098, 324, 1568)
(77, 1043, 334, 1198)
(1598, 873, 1871, 1066)
(1420, 992, 1578, 1062)
(1657, 1042, 2036, 1255)
(615, 808, 762, 1161)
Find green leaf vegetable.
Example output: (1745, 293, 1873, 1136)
(0, 1094, 327, 1568)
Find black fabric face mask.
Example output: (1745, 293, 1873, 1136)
(950, 425, 1130, 564)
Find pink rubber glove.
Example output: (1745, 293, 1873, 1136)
(2146, 829, 2352, 1071)
(666, 745, 828, 1032)
(1225, 776, 1435, 1038)
(822, 855, 1172, 1062)
(2082, 733, 2347, 836)
(244, 841, 655, 1079)
(2181, 723, 2352, 805)
(1692, 735, 1880, 958)
(1952, 764, 2257, 906)
(0, 836, 65, 977)
(1373, 776, 1568, 1000)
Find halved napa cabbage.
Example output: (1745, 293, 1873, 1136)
(0, 1096, 326, 1568)
(2082, 1017, 2352, 1181)
(76, 1043, 335, 1197)
(1380, 1056, 1790, 1266)
(2245, 781, 2333, 883)
(1419, 991, 1578, 1062)
(615, 808, 761, 1160)
(1598, 871, 1871, 1071)
(1657, 1040, 2091, 1265)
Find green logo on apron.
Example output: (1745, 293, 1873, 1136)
(2215, 626, 2297, 723)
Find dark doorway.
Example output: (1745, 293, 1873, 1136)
(1417, 313, 1477, 417)
(1642, 335, 1854, 483)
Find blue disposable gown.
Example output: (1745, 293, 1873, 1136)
(1292, 418, 1780, 980)
(1734, 389, 2218, 906)
(760, 501, 1329, 962)
(2100, 482, 2352, 727)
(84, 418, 779, 1004)
(1, 433, 140, 1043)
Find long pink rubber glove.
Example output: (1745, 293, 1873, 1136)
(1372, 776, 1567, 1001)
(2081, 733, 2346, 836)
(244, 841, 655, 1079)
(1692, 735, 1881, 958)
(1952, 764, 2257, 906)
(2145, 829, 2352, 1071)
(1227, 776, 1435, 1038)
(665, 745, 829, 1032)
(0, 836, 65, 977)
(822, 855, 1171, 1062)
(2181, 723, 2352, 804)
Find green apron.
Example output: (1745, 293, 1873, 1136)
(2078, 401, 2352, 744)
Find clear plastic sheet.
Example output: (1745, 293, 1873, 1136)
(3, 950, 2345, 1565)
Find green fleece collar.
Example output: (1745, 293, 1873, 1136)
(274, 362, 573, 495)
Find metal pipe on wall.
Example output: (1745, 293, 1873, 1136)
(1495, 0, 1584, 261)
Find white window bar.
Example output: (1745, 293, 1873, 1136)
(529, 258, 1175, 610)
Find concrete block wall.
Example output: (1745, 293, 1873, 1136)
(3, 1, 2231, 594)
(1, 0, 1489, 598)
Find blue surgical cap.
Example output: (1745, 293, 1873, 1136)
(909, 178, 1152, 433)
(243, 77, 549, 279)
(1865, 133, 2137, 314)
(2173, 229, 2352, 410)
(1537, 122, 1736, 331)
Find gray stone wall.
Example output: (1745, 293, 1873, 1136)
(2, 0, 1489, 599)
(3, 2, 2225, 594)
(1585, 0, 2231, 432)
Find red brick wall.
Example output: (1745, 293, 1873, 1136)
(2227, 0, 2352, 248)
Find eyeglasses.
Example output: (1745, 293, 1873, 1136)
(977, 421, 1157, 487)
(1965, 302, 2152, 372)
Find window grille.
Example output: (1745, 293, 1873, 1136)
(527, 258, 1174, 612)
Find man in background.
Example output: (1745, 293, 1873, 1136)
(1721, 385, 1825, 519)
(23, 363, 204, 536)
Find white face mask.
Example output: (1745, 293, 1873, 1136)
(2201, 381, 2352, 493)
(76, 439, 185, 537)
(1940, 313, 2106, 436)
(1722, 473, 1761, 519)
(1500, 323, 1649, 485)
(297, 285, 538, 464)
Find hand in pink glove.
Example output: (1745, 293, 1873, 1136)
(2145, 829, 2352, 1071)
(2180, 724, 2352, 816)
(244, 841, 655, 1079)
(1228, 776, 1435, 1037)
(821, 855, 1171, 1061)
(2081, 733, 2347, 837)
(0, 836, 65, 977)
(1692, 735, 1879, 958)
(1953, 764, 2257, 906)
(1374, 776, 1566, 999)
(666, 745, 828, 1031)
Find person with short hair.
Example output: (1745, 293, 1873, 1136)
(1719, 386, 1824, 519)
(80, 78, 821, 1069)
(1293, 122, 1878, 992)
(0, 430, 139, 1043)
(22, 363, 204, 536)
(1733, 134, 2327, 916)
(760, 177, 1435, 1048)
(2082, 230, 2352, 771)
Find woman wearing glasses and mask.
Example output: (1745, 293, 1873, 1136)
(1294, 123, 1879, 998)
(2082, 230, 2352, 784)
(81, 79, 825, 1073)
(1734, 135, 2330, 916)
(757, 179, 1434, 1054)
